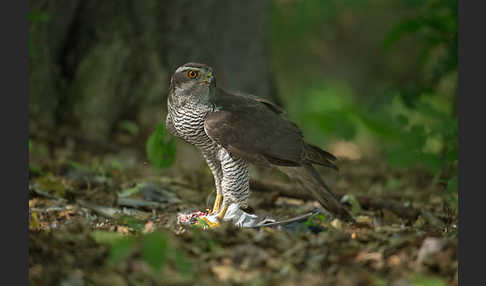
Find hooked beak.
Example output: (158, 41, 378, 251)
(203, 71, 212, 85)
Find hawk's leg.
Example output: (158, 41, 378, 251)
(218, 148, 250, 219)
(201, 149, 223, 214)
(198, 148, 249, 228)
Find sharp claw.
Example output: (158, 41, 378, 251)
(211, 194, 223, 214)
(217, 204, 229, 220)
(198, 217, 220, 228)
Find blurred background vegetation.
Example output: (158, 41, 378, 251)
(270, 0, 457, 201)
(29, 0, 457, 200)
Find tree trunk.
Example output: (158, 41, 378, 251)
(29, 0, 278, 145)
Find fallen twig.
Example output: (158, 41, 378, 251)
(250, 179, 421, 221)
(78, 200, 121, 219)
(355, 195, 420, 221)
(29, 184, 68, 203)
(117, 197, 170, 210)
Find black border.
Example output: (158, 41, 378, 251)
(2, 0, 29, 284)
(458, 1, 482, 285)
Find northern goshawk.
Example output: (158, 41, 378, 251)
(166, 63, 352, 226)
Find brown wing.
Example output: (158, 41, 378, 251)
(205, 87, 338, 169)
(204, 88, 303, 167)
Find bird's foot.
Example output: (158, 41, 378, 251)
(198, 216, 221, 229)
(210, 194, 223, 215)
(197, 204, 229, 229)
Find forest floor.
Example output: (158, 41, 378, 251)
(29, 142, 458, 286)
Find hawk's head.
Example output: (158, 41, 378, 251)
(169, 63, 216, 106)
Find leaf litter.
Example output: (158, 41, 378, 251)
(29, 150, 457, 286)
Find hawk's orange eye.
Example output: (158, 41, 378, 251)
(187, 70, 198, 79)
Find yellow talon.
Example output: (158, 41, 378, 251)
(211, 194, 223, 214)
(217, 204, 229, 220)
(199, 217, 220, 228)
(198, 203, 228, 229)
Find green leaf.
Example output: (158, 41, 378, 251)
(196, 218, 209, 228)
(445, 148, 458, 163)
(411, 274, 446, 286)
(174, 248, 193, 276)
(90, 231, 126, 244)
(141, 231, 169, 271)
(396, 114, 409, 128)
(447, 177, 458, 193)
(306, 109, 357, 141)
(108, 236, 137, 265)
(388, 147, 420, 168)
(117, 216, 145, 232)
(355, 111, 401, 140)
(406, 125, 426, 150)
(315, 213, 329, 224)
(420, 153, 442, 173)
(383, 19, 424, 50)
(146, 123, 177, 170)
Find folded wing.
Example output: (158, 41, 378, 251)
(205, 88, 337, 170)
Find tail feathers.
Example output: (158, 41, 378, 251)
(278, 164, 353, 222)
(303, 143, 339, 171)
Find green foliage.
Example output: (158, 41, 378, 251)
(385, 94, 457, 174)
(445, 175, 458, 213)
(295, 82, 360, 143)
(411, 274, 446, 286)
(146, 122, 177, 170)
(173, 248, 194, 276)
(384, 0, 457, 105)
(306, 110, 357, 141)
(196, 218, 210, 228)
(107, 236, 137, 265)
(34, 173, 67, 198)
(141, 232, 169, 271)
(276, 0, 457, 190)
(302, 214, 326, 229)
(116, 216, 145, 232)
(447, 176, 457, 193)
(90, 231, 126, 244)
(93, 230, 193, 277)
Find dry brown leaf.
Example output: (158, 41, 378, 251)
(142, 221, 155, 233)
(116, 226, 130, 234)
(211, 265, 232, 281)
(356, 215, 373, 225)
(355, 251, 384, 269)
(331, 219, 343, 229)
